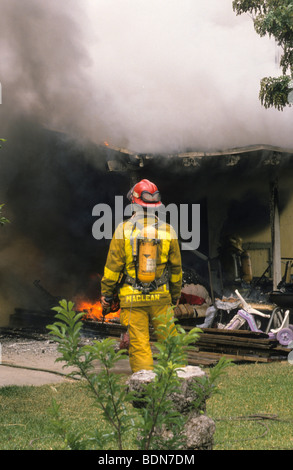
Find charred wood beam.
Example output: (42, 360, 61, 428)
(33, 280, 62, 308)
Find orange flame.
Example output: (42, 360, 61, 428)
(76, 298, 120, 323)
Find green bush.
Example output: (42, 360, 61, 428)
(47, 299, 231, 450)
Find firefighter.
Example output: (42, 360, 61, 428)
(100, 179, 182, 373)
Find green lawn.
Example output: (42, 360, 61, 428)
(0, 361, 292, 450)
(207, 361, 293, 450)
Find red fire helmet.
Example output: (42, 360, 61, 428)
(127, 179, 162, 208)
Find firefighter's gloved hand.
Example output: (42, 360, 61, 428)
(101, 296, 112, 315)
(101, 295, 111, 307)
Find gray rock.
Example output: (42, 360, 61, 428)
(127, 366, 207, 413)
(126, 366, 216, 450)
(171, 366, 207, 414)
(184, 414, 216, 450)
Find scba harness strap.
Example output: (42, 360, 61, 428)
(123, 269, 170, 295)
(125, 213, 169, 294)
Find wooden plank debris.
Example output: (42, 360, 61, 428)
(82, 319, 290, 365)
(7, 310, 291, 366)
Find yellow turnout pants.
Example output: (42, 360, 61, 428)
(120, 303, 175, 373)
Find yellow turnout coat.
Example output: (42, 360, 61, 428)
(101, 211, 182, 372)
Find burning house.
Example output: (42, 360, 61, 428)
(1, 1, 293, 363)
(1, 127, 293, 330)
(106, 142, 293, 291)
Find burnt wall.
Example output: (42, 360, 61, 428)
(134, 149, 293, 274)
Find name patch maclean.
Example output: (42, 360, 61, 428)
(125, 293, 160, 303)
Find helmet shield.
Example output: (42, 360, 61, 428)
(127, 179, 162, 207)
(140, 191, 161, 203)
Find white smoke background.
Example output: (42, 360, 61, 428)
(84, 0, 293, 153)
(1, 0, 292, 154)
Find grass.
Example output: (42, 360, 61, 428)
(207, 361, 293, 450)
(0, 361, 293, 450)
(0, 382, 129, 450)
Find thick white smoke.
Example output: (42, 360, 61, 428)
(1, 0, 292, 154)
(83, 0, 293, 153)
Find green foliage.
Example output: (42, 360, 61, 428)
(154, 311, 201, 367)
(47, 300, 230, 450)
(0, 204, 10, 226)
(232, 0, 293, 109)
(47, 300, 135, 450)
(47, 398, 90, 450)
(134, 311, 202, 450)
(259, 75, 292, 109)
(190, 356, 234, 411)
